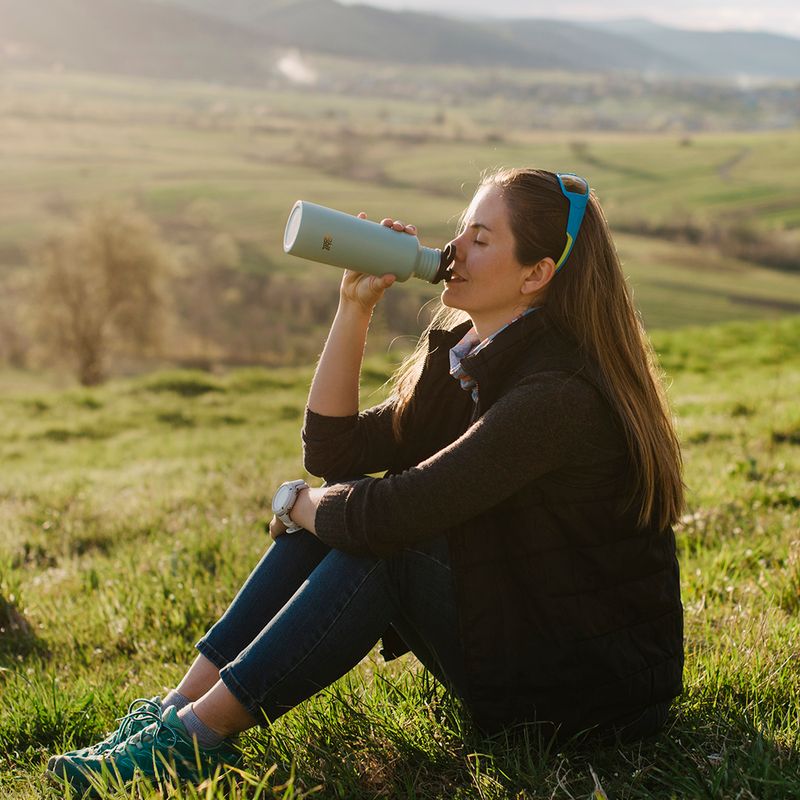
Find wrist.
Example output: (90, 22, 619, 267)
(336, 298, 375, 322)
(290, 486, 311, 524)
(291, 486, 324, 535)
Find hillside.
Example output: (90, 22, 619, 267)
(0, 0, 276, 83)
(594, 19, 800, 80)
(2, 0, 800, 83)
(169, 0, 800, 79)
(246, 0, 545, 67)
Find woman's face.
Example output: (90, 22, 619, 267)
(442, 185, 537, 336)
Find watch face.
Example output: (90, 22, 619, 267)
(273, 484, 292, 514)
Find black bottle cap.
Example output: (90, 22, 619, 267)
(432, 242, 455, 284)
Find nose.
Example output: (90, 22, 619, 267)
(448, 233, 466, 262)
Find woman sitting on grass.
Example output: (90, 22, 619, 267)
(48, 168, 685, 792)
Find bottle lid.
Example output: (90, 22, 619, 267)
(284, 202, 303, 253)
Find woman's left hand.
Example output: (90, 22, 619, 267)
(268, 515, 289, 540)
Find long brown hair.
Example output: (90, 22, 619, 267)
(390, 167, 684, 530)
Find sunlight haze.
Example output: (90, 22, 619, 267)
(340, 0, 800, 38)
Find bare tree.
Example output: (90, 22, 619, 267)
(37, 204, 173, 385)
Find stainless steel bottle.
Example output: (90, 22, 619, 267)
(283, 200, 453, 283)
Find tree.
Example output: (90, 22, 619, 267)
(37, 204, 173, 385)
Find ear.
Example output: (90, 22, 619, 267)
(520, 257, 556, 296)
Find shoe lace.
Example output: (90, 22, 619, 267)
(113, 713, 181, 756)
(107, 698, 162, 748)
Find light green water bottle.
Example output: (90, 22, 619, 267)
(283, 200, 454, 284)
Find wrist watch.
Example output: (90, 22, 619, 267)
(271, 479, 309, 533)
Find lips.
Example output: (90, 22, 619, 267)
(446, 270, 466, 283)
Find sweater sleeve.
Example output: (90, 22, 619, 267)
(313, 372, 622, 556)
(302, 399, 399, 481)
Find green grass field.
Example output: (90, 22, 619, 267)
(1, 69, 800, 345)
(1, 67, 800, 796)
(0, 313, 799, 798)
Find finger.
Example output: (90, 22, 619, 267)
(269, 516, 286, 540)
(383, 274, 396, 288)
(404, 224, 417, 235)
(380, 218, 394, 227)
(358, 212, 367, 219)
(392, 220, 405, 231)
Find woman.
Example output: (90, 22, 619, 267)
(48, 169, 684, 791)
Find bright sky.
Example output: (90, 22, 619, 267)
(342, 0, 800, 39)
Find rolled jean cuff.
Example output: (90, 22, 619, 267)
(219, 664, 264, 722)
(195, 638, 232, 672)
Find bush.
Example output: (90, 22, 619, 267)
(36, 203, 174, 385)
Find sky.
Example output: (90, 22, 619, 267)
(340, 0, 800, 39)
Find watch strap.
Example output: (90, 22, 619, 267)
(272, 479, 309, 534)
(278, 511, 303, 533)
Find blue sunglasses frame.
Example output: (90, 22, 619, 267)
(555, 173, 590, 272)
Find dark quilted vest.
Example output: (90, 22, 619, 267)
(387, 312, 683, 736)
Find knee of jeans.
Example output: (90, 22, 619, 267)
(384, 540, 453, 614)
(394, 536, 451, 570)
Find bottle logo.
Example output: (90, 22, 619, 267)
(322, 235, 333, 251)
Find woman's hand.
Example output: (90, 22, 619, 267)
(338, 214, 418, 313)
(268, 515, 288, 540)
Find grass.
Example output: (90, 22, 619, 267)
(0, 314, 799, 798)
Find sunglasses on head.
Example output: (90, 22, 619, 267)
(555, 173, 590, 272)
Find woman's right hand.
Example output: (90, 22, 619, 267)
(310, 215, 416, 416)
(338, 214, 417, 313)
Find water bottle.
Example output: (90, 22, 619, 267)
(283, 200, 454, 284)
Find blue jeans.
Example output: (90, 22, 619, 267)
(196, 531, 466, 722)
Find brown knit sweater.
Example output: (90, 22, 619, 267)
(306, 371, 624, 556)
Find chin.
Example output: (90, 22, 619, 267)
(441, 287, 466, 311)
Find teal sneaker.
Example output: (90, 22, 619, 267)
(46, 696, 162, 771)
(48, 706, 241, 794)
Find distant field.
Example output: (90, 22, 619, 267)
(1, 68, 799, 350)
(619, 236, 800, 327)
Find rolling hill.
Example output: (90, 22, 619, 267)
(168, 0, 800, 79)
(2, 0, 800, 84)
(0, 0, 276, 83)
(591, 19, 800, 80)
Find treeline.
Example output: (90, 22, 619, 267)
(614, 216, 800, 273)
(4, 196, 796, 387)
(169, 262, 431, 369)
(326, 70, 800, 133)
(0, 202, 434, 385)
